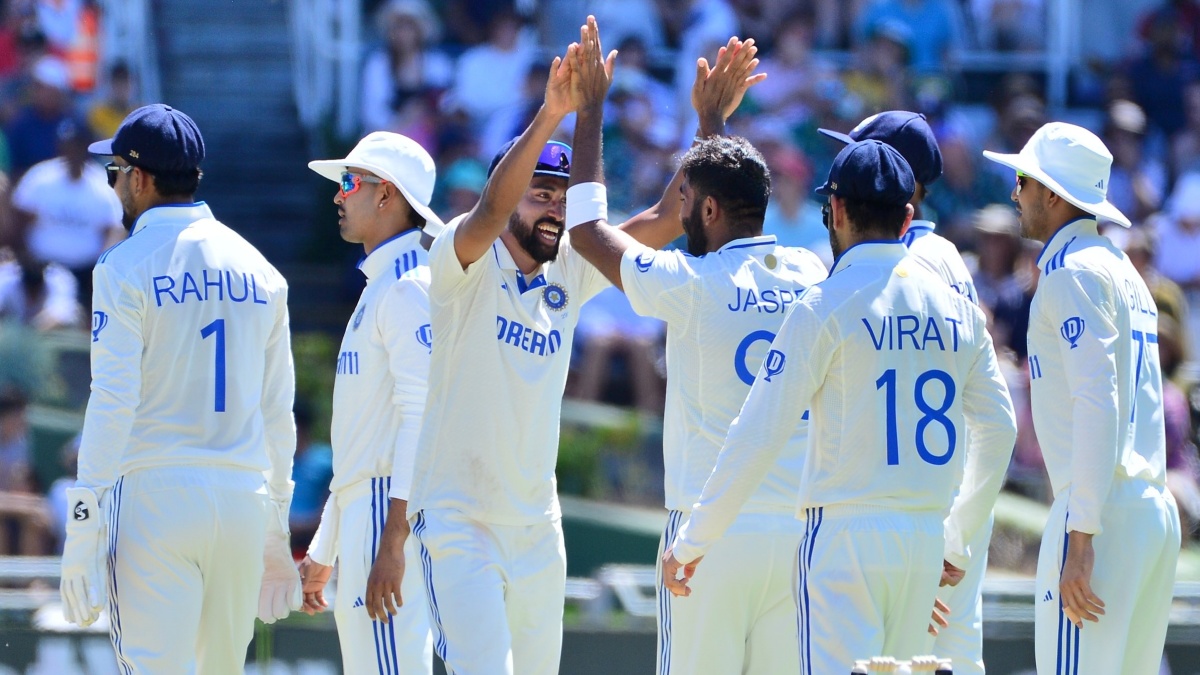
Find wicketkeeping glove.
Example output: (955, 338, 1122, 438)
(258, 496, 302, 623)
(60, 486, 108, 626)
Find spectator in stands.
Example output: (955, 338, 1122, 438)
(434, 156, 486, 222)
(87, 60, 134, 140)
(608, 36, 673, 124)
(854, 0, 964, 74)
(750, 9, 836, 125)
(45, 434, 79, 552)
(601, 73, 676, 214)
(1126, 8, 1199, 140)
(760, 145, 831, 263)
(1124, 226, 1192, 360)
(480, 62, 551, 166)
(289, 400, 332, 555)
(1104, 99, 1167, 224)
(968, 204, 1033, 358)
(1160, 313, 1200, 538)
(969, 0, 1045, 52)
(923, 134, 1012, 237)
(441, 0, 516, 48)
(1170, 80, 1200, 178)
(671, 0, 739, 123)
(0, 249, 80, 329)
(1154, 171, 1200, 293)
(980, 91, 1045, 185)
(589, 0, 666, 53)
(360, 0, 452, 150)
(3, 54, 71, 176)
(10, 116, 121, 307)
(445, 8, 535, 133)
(0, 386, 48, 555)
(571, 287, 665, 415)
(842, 18, 912, 119)
(1136, 0, 1200, 64)
(33, 0, 79, 55)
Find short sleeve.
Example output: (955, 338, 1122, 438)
(428, 214, 489, 305)
(618, 245, 697, 326)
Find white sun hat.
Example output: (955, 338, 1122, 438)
(309, 131, 445, 237)
(982, 121, 1131, 228)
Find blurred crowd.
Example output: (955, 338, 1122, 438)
(3, 0, 1200, 556)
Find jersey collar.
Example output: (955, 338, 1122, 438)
(829, 239, 907, 276)
(358, 228, 423, 281)
(1035, 217, 1097, 269)
(907, 219, 936, 232)
(715, 234, 777, 253)
(130, 202, 213, 236)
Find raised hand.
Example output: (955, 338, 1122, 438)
(544, 43, 578, 118)
(691, 36, 767, 129)
(572, 15, 617, 113)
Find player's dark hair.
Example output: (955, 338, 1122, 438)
(681, 136, 771, 237)
(147, 168, 202, 199)
(841, 197, 908, 239)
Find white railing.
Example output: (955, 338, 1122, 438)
(288, 0, 361, 139)
(97, 0, 160, 104)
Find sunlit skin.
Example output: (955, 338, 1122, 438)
(678, 179, 710, 256)
(333, 170, 388, 251)
(500, 174, 567, 272)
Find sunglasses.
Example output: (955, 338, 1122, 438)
(106, 162, 133, 187)
(341, 171, 386, 196)
(1015, 171, 1029, 196)
(534, 142, 571, 176)
(821, 201, 831, 230)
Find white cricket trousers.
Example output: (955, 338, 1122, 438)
(656, 509, 802, 675)
(927, 515, 992, 675)
(106, 466, 267, 675)
(1035, 478, 1180, 675)
(795, 506, 945, 675)
(333, 477, 432, 674)
(410, 508, 566, 675)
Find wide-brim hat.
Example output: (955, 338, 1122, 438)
(309, 131, 444, 237)
(982, 122, 1131, 228)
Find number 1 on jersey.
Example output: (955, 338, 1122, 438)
(876, 368, 956, 466)
(200, 319, 226, 412)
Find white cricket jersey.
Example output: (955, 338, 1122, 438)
(409, 217, 608, 525)
(903, 220, 977, 303)
(673, 241, 1016, 565)
(329, 229, 432, 500)
(1026, 217, 1167, 535)
(618, 235, 827, 514)
(77, 202, 296, 501)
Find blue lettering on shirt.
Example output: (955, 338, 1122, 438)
(151, 270, 269, 308)
(495, 315, 562, 356)
(861, 315, 961, 352)
(336, 351, 359, 375)
(727, 286, 806, 313)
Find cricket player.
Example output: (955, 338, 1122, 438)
(59, 104, 300, 673)
(295, 131, 441, 673)
(822, 110, 988, 674)
(663, 139, 1017, 673)
(566, 24, 826, 674)
(984, 122, 1181, 674)
(406, 39, 681, 675)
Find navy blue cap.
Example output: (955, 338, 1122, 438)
(818, 111, 942, 185)
(88, 104, 205, 173)
(487, 138, 571, 179)
(815, 139, 915, 207)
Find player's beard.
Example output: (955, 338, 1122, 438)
(509, 212, 563, 264)
(681, 200, 708, 256)
(117, 183, 137, 231)
(828, 221, 845, 259)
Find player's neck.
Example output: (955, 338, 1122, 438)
(705, 222, 759, 253)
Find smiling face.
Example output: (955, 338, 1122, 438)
(508, 175, 567, 264)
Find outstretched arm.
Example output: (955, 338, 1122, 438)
(451, 45, 578, 269)
(570, 32, 766, 289)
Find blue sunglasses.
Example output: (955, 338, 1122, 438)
(341, 171, 386, 196)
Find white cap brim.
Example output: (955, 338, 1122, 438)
(309, 159, 445, 237)
(982, 150, 1131, 228)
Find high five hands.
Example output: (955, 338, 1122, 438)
(572, 16, 617, 112)
(693, 36, 768, 131)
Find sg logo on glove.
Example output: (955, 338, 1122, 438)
(73, 501, 90, 521)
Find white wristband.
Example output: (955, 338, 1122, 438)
(565, 182, 608, 230)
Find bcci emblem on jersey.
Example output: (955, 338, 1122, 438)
(543, 283, 568, 311)
(1060, 316, 1085, 349)
(91, 311, 108, 342)
(352, 305, 366, 331)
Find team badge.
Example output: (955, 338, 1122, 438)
(1060, 317, 1085, 349)
(415, 324, 433, 353)
(763, 349, 786, 382)
(91, 311, 108, 342)
(543, 283, 568, 311)
(352, 305, 366, 331)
